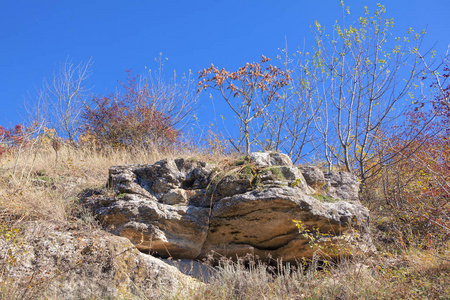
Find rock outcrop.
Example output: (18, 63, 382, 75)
(85, 152, 375, 263)
(1, 227, 201, 299)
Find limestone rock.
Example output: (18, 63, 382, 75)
(161, 188, 188, 205)
(300, 165, 326, 188)
(1, 228, 201, 299)
(300, 166, 360, 202)
(216, 175, 253, 198)
(85, 154, 374, 263)
(249, 151, 292, 167)
(87, 194, 210, 259)
(324, 171, 360, 201)
(200, 186, 373, 261)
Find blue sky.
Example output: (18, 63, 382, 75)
(1, 0, 449, 131)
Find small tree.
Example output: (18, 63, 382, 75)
(305, 3, 429, 187)
(198, 56, 292, 155)
(419, 58, 450, 132)
(259, 47, 323, 163)
(39, 58, 93, 144)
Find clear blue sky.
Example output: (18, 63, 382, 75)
(1, 0, 449, 130)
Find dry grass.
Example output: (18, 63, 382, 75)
(177, 247, 449, 300)
(0, 144, 449, 299)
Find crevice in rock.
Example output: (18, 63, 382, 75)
(181, 178, 196, 189)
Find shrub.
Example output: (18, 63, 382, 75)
(81, 71, 179, 150)
(0, 125, 26, 158)
(365, 106, 450, 249)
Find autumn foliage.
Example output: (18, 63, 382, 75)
(198, 56, 291, 154)
(80, 71, 178, 150)
(370, 105, 450, 248)
(0, 125, 26, 158)
(432, 64, 450, 134)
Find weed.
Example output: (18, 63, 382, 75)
(234, 155, 250, 166)
(311, 193, 337, 203)
(290, 177, 302, 187)
(117, 192, 128, 199)
(259, 166, 285, 181)
(239, 165, 256, 179)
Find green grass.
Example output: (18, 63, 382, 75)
(263, 166, 286, 181)
(311, 193, 337, 203)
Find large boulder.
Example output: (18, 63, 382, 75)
(85, 153, 374, 263)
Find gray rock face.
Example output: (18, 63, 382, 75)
(323, 171, 360, 201)
(2, 228, 201, 299)
(249, 151, 293, 167)
(85, 154, 374, 263)
(300, 165, 326, 187)
(300, 166, 360, 201)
